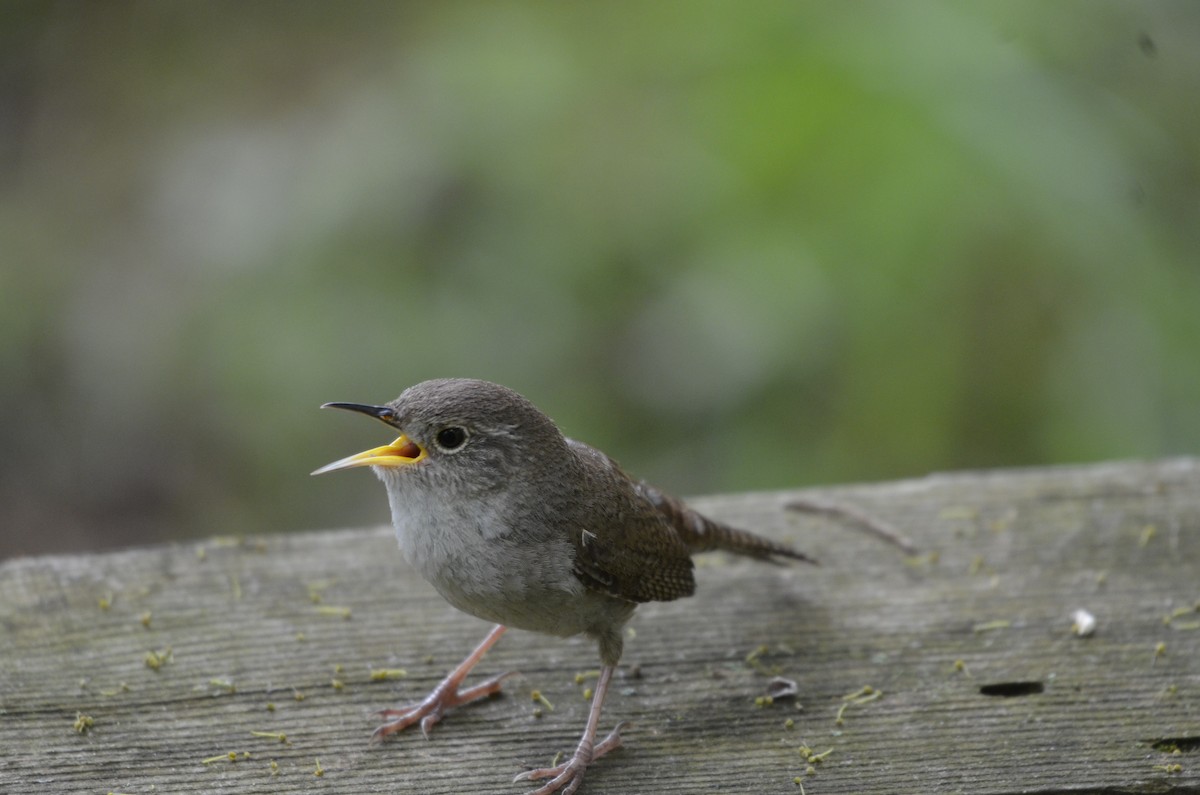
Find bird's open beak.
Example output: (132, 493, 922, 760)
(311, 402, 428, 475)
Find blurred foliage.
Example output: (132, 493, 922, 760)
(2, 1, 1198, 557)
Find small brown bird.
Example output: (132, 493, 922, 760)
(313, 378, 814, 794)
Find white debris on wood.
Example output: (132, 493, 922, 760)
(765, 676, 800, 700)
(1071, 608, 1097, 637)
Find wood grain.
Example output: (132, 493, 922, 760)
(2, 459, 1198, 794)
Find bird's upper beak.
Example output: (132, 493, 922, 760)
(311, 402, 428, 475)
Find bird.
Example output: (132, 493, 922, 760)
(313, 378, 816, 794)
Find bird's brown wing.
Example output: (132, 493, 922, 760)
(566, 441, 696, 603)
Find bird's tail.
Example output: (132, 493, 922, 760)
(638, 482, 817, 565)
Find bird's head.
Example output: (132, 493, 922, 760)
(312, 378, 567, 498)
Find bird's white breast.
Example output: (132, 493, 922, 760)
(381, 472, 600, 637)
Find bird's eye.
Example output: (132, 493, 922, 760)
(434, 426, 468, 452)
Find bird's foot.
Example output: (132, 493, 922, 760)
(513, 721, 626, 795)
(371, 670, 514, 741)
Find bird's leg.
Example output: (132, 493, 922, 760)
(372, 623, 511, 742)
(514, 664, 623, 795)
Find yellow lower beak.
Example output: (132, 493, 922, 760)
(311, 435, 427, 475)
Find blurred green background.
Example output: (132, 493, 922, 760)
(3, 1, 1198, 559)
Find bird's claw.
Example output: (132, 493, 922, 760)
(514, 721, 627, 795)
(371, 670, 516, 743)
(371, 702, 442, 742)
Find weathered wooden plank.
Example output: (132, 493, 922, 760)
(1, 459, 1197, 794)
